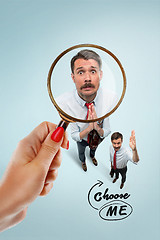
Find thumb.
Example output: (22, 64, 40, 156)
(33, 127, 64, 171)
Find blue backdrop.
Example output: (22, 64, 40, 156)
(0, 0, 160, 239)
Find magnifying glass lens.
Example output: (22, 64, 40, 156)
(48, 44, 126, 123)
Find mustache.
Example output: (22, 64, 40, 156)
(114, 147, 120, 151)
(80, 83, 95, 90)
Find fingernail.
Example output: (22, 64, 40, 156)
(51, 127, 64, 142)
(66, 140, 69, 150)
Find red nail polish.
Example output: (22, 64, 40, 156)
(51, 127, 64, 142)
(67, 141, 69, 150)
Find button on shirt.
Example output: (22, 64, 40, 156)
(56, 87, 118, 142)
(110, 145, 137, 169)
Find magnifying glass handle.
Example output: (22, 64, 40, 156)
(51, 120, 69, 142)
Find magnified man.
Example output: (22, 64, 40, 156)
(57, 49, 117, 171)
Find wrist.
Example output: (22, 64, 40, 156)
(0, 184, 12, 224)
(94, 122, 99, 130)
(0, 184, 26, 232)
(0, 181, 23, 220)
(88, 124, 93, 132)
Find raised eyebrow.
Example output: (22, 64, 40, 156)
(113, 141, 121, 144)
(90, 66, 98, 69)
(76, 66, 98, 71)
(75, 67, 84, 72)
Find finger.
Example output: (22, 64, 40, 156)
(131, 130, 135, 137)
(11, 122, 58, 165)
(129, 137, 133, 144)
(91, 104, 95, 111)
(49, 149, 62, 170)
(23, 122, 58, 157)
(91, 105, 97, 118)
(61, 131, 69, 150)
(45, 169, 58, 184)
(90, 104, 93, 113)
(89, 104, 93, 113)
(27, 121, 57, 145)
(33, 124, 64, 172)
(87, 109, 92, 120)
(39, 183, 54, 196)
(15, 122, 68, 167)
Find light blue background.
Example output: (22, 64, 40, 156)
(0, 0, 160, 239)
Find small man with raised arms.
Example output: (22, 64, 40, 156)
(109, 130, 139, 189)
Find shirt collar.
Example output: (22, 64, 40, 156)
(74, 87, 101, 107)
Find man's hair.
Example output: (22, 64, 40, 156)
(111, 132, 123, 141)
(71, 49, 102, 73)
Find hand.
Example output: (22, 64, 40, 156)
(92, 105, 99, 130)
(91, 105, 100, 132)
(87, 105, 94, 131)
(89, 104, 104, 137)
(88, 104, 97, 130)
(0, 121, 68, 232)
(129, 130, 136, 150)
(90, 104, 97, 119)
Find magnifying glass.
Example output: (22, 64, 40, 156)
(47, 43, 126, 140)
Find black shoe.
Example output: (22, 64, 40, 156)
(110, 171, 114, 178)
(113, 178, 118, 183)
(91, 157, 98, 166)
(82, 162, 87, 172)
(120, 183, 124, 189)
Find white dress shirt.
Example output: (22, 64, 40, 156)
(56, 87, 117, 142)
(110, 145, 137, 169)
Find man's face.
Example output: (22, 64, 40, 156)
(71, 58, 102, 101)
(111, 138, 123, 151)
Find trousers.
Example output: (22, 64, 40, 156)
(77, 140, 96, 163)
(110, 166, 127, 183)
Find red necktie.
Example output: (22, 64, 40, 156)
(85, 102, 93, 143)
(113, 150, 117, 170)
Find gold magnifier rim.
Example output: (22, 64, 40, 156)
(47, 43, 126, 123)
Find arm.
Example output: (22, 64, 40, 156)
(79, 106, 94, 140)
(71, 104, 109, 141)
(129, 130, 139, 163)
(0, 122, 68, 232)
(93, 122, 104, 137)
(98, 117, 111, 138)
(109, 146, 113, 167)
(132, 148, 139, 163)
(79, 125, 93, 140)
(70, 121, 93, 141)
